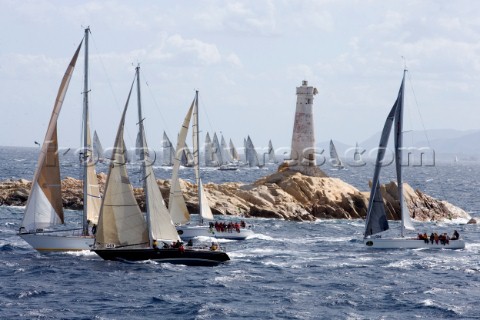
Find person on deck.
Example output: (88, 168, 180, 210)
(451, 230, 460, 240)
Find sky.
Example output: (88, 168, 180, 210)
(1, 0, 479, 153)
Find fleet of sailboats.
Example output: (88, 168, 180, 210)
(18, 28, 101, 252)
(363, 70, 465, 249)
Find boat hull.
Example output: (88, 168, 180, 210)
(93, 248, 230, 266)
(364, 238, 465, 249)
(176, 225, 254, 240)
(19, 233, 94, 252)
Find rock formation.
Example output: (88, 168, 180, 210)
(0, 170, 470, 222)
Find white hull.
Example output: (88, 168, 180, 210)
(19, 233, 94, 252)
(364, 238, 465, 249)
(177, 225, 254, 240)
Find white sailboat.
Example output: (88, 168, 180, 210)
(19, 28, 102, 251)
(267, 140, 277, 164)
(354, 142, 361, 161)
(229, 139, 239, 161)
(204, 132, 215, 167)
(162, 131, 175, 166)
(329, 140, 344, 169)
(170, 92, 254, 240)
(218, 135, 239, 171)
(93, 130, 105, 162)
(245, 136, 260, 167)
(363, 70, 465, 249)
(180, 142, 194, 167)
(93, 67, 229, 266)
(211, 132, 223, 166)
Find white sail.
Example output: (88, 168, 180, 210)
(84, 124, 101, 225)
(212, 132, 223, 166)
(204, 132, 214, 167)
(169, 101, 194, 225)
(329, 140, 344, 168)
(162, 131, 174, 166)
(220, 135, 233, 163)
(268, 140, 276, 163)
(245, 136, 259, 167)
(95, 79, 148, 248)
(135, 66, 180, 243)
(21, 42, 83, 231)
(93, 130, 104, 161)
(229, 139, 239, 161)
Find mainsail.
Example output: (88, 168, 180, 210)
(204, 132, 214, 167)
(21, 42, 83, 231)
(220, 135, 233, 164)
(267, 140, 276, 163)
(354, 142, 361, 161)
(162, 131, 174, 166)
(329, 140, 344, 168)
(93, 130, 105, 161)
(245, 136, 259, 167)
(229, 139, 239, 161)
(211, 132, 223, 166)
(364, 70, 414, 237)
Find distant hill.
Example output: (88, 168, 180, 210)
(319, 129, 480, 162)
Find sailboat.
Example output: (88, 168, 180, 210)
(93, 130, 105, 163)
(363, 70, 465, 249)
(18, 28, 102, 251)
(245, 136, 260, 167)
(204, 132, 215, 167)
(353, 142, 361, 162)
(329, 140, 344, 169)
(229, 139, 239, 162)
(267, 140, 277, 164)
(162, 131, 175, 166)
(170, 91, 254, 240)
(211, 132, 223, 166)
(92, 67, 229, 266)
(180, 143, 194, 167)
(218, 135, 239, 171)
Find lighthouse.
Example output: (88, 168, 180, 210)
(285, 80, 326, 177)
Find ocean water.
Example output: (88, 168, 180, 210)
(1, 147, 480, 319)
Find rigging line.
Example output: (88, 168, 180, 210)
(406, 71, 448, 201)
(89, 33, 136, 147)
(197, 91, 216, 136)
(140, 69, 171, 138)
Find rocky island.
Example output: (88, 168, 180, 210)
(0, 169, 470, 222)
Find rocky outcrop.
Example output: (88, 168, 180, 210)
(0, 170, 470, 222)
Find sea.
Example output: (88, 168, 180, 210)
(1, 146, 480, 319)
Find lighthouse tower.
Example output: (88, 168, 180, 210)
(286, 80, 326, 177)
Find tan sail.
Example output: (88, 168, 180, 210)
(192, 93, 214, 221)
(95, 81, 148, 248)
(21, 42, 83, 231)
(85, 124, 102, 224)
(168, 100, 194, 225)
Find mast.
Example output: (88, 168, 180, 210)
(135, 65, 152, 245)
(193, 91, 203, 223)
(82, 27, 90, 236)
(396, 70, 406, 237)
